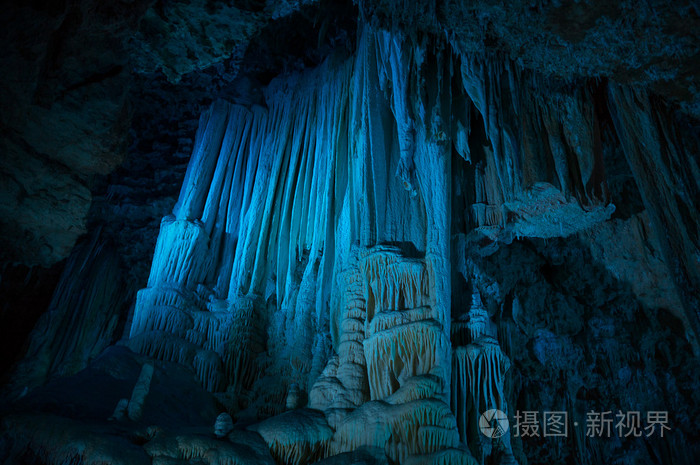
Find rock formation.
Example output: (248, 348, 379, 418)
(1, 1, 699, 464)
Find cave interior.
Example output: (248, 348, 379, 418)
(1, 1, 699, 464)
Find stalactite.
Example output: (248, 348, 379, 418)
(193, 349, 224, 393)
(363, 248, 430, 316)
(222, 297, 265, 395)
(126, 331, 197, 369)
(347, 245, 451, 404)
(375, 29, 418, 198)
(3, 1, 699, 462)
(130, 57, 357, 411)
(146, 217, 213, 290)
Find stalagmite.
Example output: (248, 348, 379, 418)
(385, 375, 443, 405)
(128, 362, 155, 421)
(214, 413, 234, 438)
(110, 398, 129, 421)
(308, 248, 373, 411)
(466, 290, 489, 342)
(312, 446, 390, 465)
(309, 356, 345, 410)
(286, 383, 302, 410)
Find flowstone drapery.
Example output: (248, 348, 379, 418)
(126, 23, 463, 461)
(123, 18, 635, 464)
(129, 22, 454, 413)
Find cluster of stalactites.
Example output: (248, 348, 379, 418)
(128, 58, 355, 398)
(362, 247, 430, 319)
(452, 336, 512, 458)
(455, 52, 608, 206)
(447, 48, 620, 240)
(357, 247, 450, 401)
(164, 57, 353, 305)
(449, 285, 515, 461)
